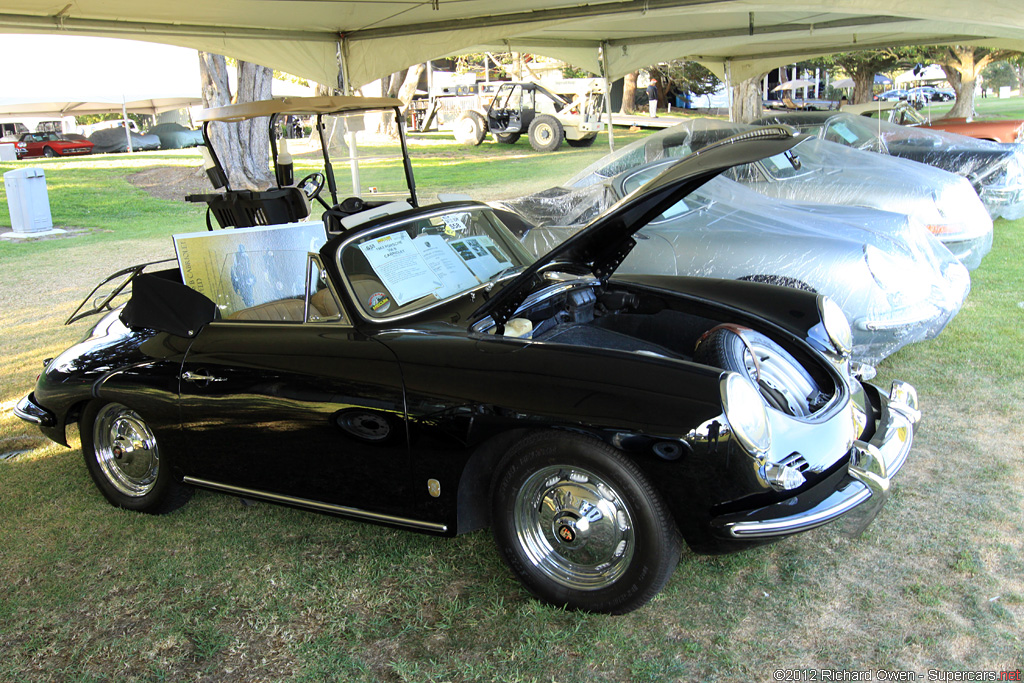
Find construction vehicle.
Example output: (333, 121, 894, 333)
(415, 79, 605, 152)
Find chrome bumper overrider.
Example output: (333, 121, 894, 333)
(717, 381, 920, 539)
(14, 393, 56, 427)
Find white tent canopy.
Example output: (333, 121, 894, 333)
(0, 96, 201, 118)
(1, 1, 1023, 90)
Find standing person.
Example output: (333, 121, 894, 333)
(647, 77, 659, 118)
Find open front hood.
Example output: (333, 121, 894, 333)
(474, 126, 806, 325)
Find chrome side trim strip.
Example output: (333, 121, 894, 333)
(183, 477, 448, 533)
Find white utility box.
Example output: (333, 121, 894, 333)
(0, 143, 16, 161)
(4, 167, 54, 233)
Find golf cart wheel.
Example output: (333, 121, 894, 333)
(528, 115, 564, 152)
(566, 135, 596, 148)
(491, 431, 680, 614)
(454, 111, 486, 146)
(495, 132, 521, 144)
(81, 401, 192, 514)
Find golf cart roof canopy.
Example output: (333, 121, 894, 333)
(197, 96, 404, 123)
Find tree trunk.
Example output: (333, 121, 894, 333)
(851, 65, 876, 105)
(236, 61, 274, 190)
(938, 46, 1000, 119)
(649, 66, 667, 108)
(198, 52, 273, 191)
(620, 71, 638, 115)
(378, 65, 425, 138)
(730, 73, 766, 123)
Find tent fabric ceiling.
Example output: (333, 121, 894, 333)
(1, 1, 1023, 88)
(0, 96, 203, 117)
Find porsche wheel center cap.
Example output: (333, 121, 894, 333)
(553, 513, 590, 549)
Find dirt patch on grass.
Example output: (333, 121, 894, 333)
(128, 165, 212, 202)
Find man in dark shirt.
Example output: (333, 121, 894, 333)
(646, 78, 659, 117)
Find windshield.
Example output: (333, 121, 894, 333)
(823, 116, 889, 152)
(338, 205, 535, 319)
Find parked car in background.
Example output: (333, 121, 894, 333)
(498, 159, 970, 364)
(3, 131, 94, 159)
(14, 98, 923, 615)
(846, 100, 1024, 143)
(875, 89, 908, 101)
(571, 119, 993, 270)
(147, 122, 204, 149)
(87, 127, 162, 154)
(754, 110, 1024, 221)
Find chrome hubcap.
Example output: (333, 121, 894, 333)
(93, 404, 159, 497)
(514, 465, 634, 590)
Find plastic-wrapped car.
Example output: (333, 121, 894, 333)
(88, 127, 162, 154)
(568, 119, 993, 270)
(755, 110, 1024, 221)
(497, 160, 970, 364)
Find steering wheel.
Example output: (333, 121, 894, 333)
(297, 172, 330, 210)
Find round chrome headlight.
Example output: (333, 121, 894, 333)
(817, 295, 852, 356)
(720, 372, 771, 455)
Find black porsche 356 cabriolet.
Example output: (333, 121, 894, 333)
(16, 97, 920, 614)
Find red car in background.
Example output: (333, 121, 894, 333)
(847, 101, 1024, 143)
(8, 132, 94, 159)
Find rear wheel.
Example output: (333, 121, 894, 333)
(491, 432, 680, 614)
(81, 401, 191, 513)
(454, 111, 486, 146)
(566, 135, 597, 148)
(527, 115, 564, 152)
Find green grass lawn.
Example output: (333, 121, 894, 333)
(1, 128, 1023, 681)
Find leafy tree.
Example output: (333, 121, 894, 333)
(807, 51, 904, 104)
(981, 59, 1018, 91)
(911, 46, 1019, 117)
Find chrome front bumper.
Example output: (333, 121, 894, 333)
(14, 393, 56, 427)
(714, 381, 920, 539)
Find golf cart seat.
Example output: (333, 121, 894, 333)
(186, 187, 311, 230)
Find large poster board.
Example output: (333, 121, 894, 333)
(173, 222, 327, 317)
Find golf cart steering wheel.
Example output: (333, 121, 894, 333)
(298, 172, 330, 209)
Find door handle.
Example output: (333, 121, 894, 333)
(180, 371, 225, 383)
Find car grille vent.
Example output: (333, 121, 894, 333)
(778, 452, 811, 472)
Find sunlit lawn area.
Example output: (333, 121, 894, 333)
(0, 121, 1022, 681)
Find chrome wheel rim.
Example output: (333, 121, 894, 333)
(93, 404, 159, 497)
(513, 465, 635, 590)
(741, 341, 817, 417)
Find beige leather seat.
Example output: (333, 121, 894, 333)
(227, 298, 306, 321)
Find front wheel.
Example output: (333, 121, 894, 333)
(43, 146, 57, 157)
(491, 432, 680, 614)
(527, 115, 564, 152)
(81, 401, 192, 513)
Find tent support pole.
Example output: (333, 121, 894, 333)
(600, 42, 615, 153)
(121, 97, 133, 153)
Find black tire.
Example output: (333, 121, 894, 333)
(454, 110, 486, 146)
(43, 146, 57, 158)
(80, 401, 192, 514)
(566, 135, 597, 148)
(494, 132, 520, 144)
(694, 327, 822, 417)
(491, 431, 681, 614)
(527, 115, 564, 152)
(737, 274, 817, 293)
